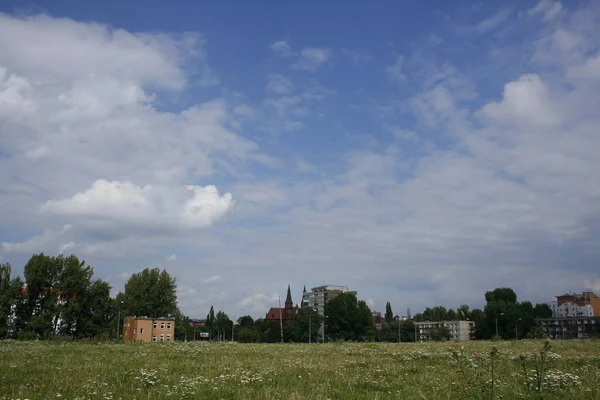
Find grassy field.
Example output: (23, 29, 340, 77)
(1, 340, 599, 400)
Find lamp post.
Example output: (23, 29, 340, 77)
(116, 300, 124, 340)
(495, 312, 504, 338)
(232, 314, 237, 342)
(515, 318, 522, 340)
(278, 296, 283, 343)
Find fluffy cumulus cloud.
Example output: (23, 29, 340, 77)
(41, 180, 233, 231)
(2, 2, 600, 319)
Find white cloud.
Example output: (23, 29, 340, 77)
(472, 8, 513, 33)
(2, 225, 72, 255)
(385, 56, 406, 84)
(0, 13, 215, 89)
(270, 40, 293, 57)
(41, 179, 234, 232)
(291, 47, 331, 71)
(481, 74, 563, 129)
(202, 275, 222, 284)
(266, 74, 294, 94)
(528, 0, 563, 22)
(166, 253, 177, 261)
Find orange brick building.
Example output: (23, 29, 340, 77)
(123, 316, 175, 343)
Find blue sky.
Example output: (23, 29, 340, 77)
(1, 0, 599, 318)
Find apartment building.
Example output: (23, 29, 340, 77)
(548, 292, 600, 318)
(301, 285, 357, 339)
(415, 320, 474, 341)
(538, 317, 599, 339)
(123, 316, 175, 343)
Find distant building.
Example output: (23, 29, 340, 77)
(538, 317, 599, 339)
(415, 320, 474, 341)
(188, 319, 206, 328)
(123, 316, 175, 343)
(372, 312, 383, 324)
(548, 292, 599, 318)
(262, 285, 298, 325)
(301, 285, 357, 338)
(301, 285, 357, 317)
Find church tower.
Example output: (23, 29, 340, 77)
(285, 284, 294, 320)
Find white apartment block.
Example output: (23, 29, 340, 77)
(301, 285, 357, 338)
(549, 301, 594, 318)
(415, 320, 474, 341)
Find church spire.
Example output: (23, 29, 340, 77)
(303, 285, 306, 293)
(285, 284, 293, 307)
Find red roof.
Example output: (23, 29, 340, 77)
(264, 307, 284, 321)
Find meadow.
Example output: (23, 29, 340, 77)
(0, 340, 599, 400)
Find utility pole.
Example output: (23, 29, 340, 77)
(414, 322, 417, 342)
(116, 300, 123, 340)
(279, 296, 283, 343)
(495, 312, 504, 338)
(232, 314, 237, 342)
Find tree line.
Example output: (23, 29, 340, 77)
(0, 253, 582, 343)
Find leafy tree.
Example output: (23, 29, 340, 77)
(384, 302, 393, 323)
(470, 308, 486, 339)
(533, 303, 552, 318)
(288, 306, 321, 342)
(0, 263, 22, 338)
(237, 315, 254, 329)
(120, 268, 177, 319)
(262, 321, 283, 343)
(238, 326, 261, 343)
(22, 253, 63, 338)
(447, 309, 457, 320)
(430, 325, 452, 341)
(457, 304, 471, 320)
(483, 288, 519, 339)
(215, 310, 232, 340)
(324, 293, 372, 341)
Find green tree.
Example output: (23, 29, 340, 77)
(430, 325, 452, 341)
(215, 311, 232, 340)
(288, 306, 321, 342)
(470, 308, 486, 339)
(120, 268, 177, 319)
(457, 304, 471, 320)
(237, 315, 254, 329)
(0, 263, 22, 338)
(483, 287, 519, 339)
(384, 302, 393, 323)
(238, 326, 261, 343)
(324, 293, 372, 341)
(533, 303, 552, 318)
(22, 253, 63, 338)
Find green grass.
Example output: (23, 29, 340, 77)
(1, 340, 599, 399)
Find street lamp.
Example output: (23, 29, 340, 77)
(515, 318, 522, 340)
(232, 314, 237, 342)
(116, 300, 124, 340)
(495, 312, 504, 338)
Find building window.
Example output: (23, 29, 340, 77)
(160, 334, 165, 342)
(140, 328, 144, 335)
(152, 336, 157, 342)
(133, 328, 137, 334)
(167, 323, 171, 330)
(167, 334, 171, 341)
(153, 322, 157, 329)
(160, 322, 165, 329)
